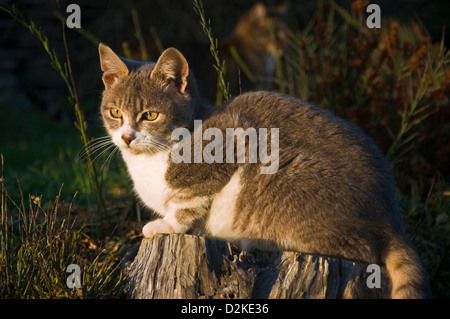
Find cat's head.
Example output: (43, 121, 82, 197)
(98, 43, 199, 155)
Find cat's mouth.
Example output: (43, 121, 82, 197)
(120, 142, 149, 155)
(121, 144, 143, 154)
(119, 138, 173, 156)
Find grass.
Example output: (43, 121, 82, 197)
(193, 0, 231, 105)
(0, 0, 448, 298)
(0, 156, 126, 298)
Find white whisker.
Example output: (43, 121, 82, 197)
(148, 141, 184, 163)
(77, 135, 120, 178)
(98, 147, 120, 174)
(77, 136, 114, 162)
(92, 143, 116, 164)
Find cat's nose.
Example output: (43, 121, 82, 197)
(121, 133, 135, 146)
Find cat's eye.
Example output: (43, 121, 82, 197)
(144, 112, 159, 121)
(110, 108, 123, 119)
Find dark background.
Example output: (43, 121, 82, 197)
(1, 0, 449, 114)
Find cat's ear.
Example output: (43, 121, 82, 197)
(98, 43, 129, 89)
(151, 48, 189, 93)
(249, 2, 267, 21)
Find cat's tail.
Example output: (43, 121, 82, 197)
(383, 236, 431, 299)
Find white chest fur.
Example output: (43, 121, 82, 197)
(121, 150, 172, 216)
(121, 149, 244, 242)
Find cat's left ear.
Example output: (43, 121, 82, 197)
(151, 48, 189, 93)
(98, 43, 129, 89)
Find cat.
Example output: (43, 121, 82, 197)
(98, 43, 430, 299)
(221, 2, 289, 92)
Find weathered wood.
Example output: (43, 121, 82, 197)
(127, 233, 390, 299)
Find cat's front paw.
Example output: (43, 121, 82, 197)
(142, 219, 175, 238)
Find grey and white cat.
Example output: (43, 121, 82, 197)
(98, 43, 430, 298)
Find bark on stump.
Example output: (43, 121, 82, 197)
(127, 233, 390, 299)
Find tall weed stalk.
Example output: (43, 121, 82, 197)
(193, 0, 231, 105)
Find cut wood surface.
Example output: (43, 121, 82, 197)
(127, 233, 390, 299)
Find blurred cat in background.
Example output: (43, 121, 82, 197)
(221, 2, 289, 92)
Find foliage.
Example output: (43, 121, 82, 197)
(0, 156, 125, 298)
(273, 1, 450, 177)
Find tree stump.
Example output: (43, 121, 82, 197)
(127, 233, 390, 299)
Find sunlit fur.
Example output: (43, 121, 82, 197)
(98, 44, 431, 298)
